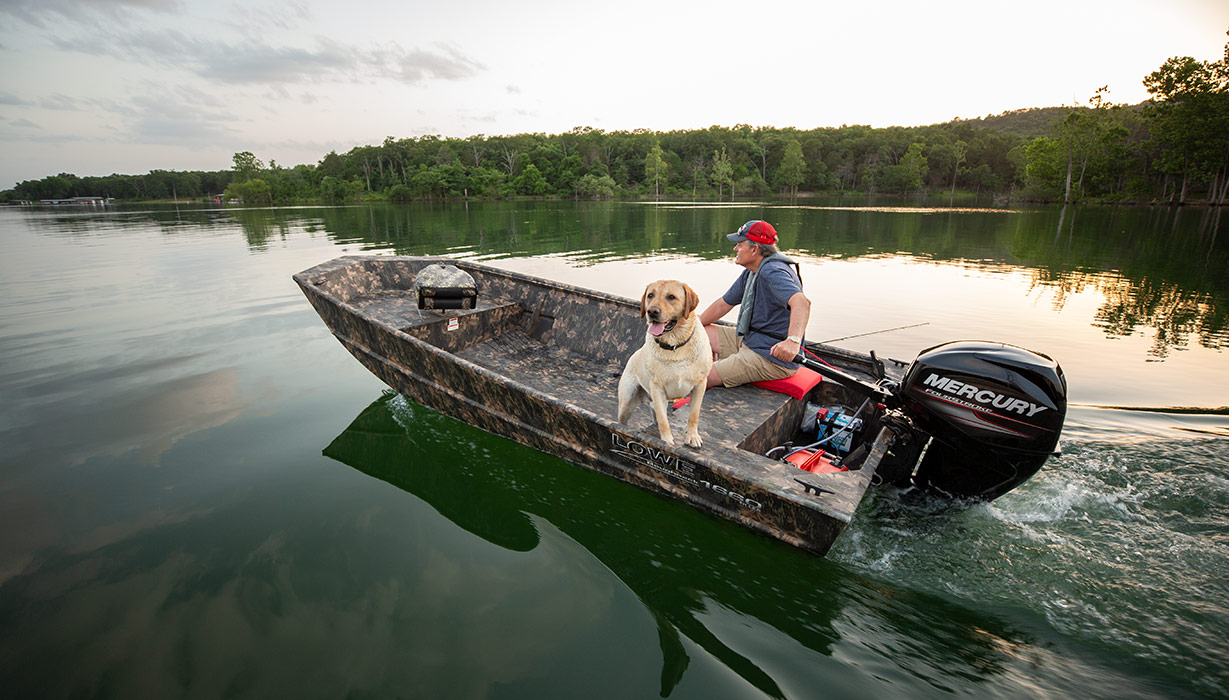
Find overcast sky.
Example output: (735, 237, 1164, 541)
(1, 0, 1225, 189)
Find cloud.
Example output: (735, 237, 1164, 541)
(222, 0, 310, 34)
(0, 90, 32, 105)
(39, 93, 83, 110)
(55, 30, 351, 83)
(0, 87, 233, 146)
(196, 36, 362, 84)
(124, 92, 239, 144)
(88, 98, 141, 118)
(0, 0, 181, 28)
(52, 30, 484, 87)
(392, 44, 484, 82)
(0, 128, 86, 143)
(167, 83, 228, 109)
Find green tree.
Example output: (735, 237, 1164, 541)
(224, 178, 271, 204)
(644, 143, 667, 199)
(710, 146, 733, 199)
(232, 151, 264, 183)
(880, 142, 927, 194)
(16, 174, 73, 200)
(928, 139, 967, 201)
(467, 167, 507, 198)
(557, 154, 585, 193)
(387, 184, 414, 202)
(410, 165, 445, 198)
(574, 173, 617, 199)
(317, 151, 345, 179)
(1143, 40, 1229, 204)
(513, 164, 548, 196)
(245, 178, 272, 204)
(435, 143, 459, 166)
(320, 176, 361, 204)
(1024, 137, 1065, 198)
(778, 139, 806, 197)
(1053, 87, 1115, 203)
(681, 152, 707, 198)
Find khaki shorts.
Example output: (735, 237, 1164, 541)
(712, 326, 796, 387)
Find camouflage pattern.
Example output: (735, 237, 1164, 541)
(414, 263, 477, 294)
(415, 263, 477, 309)
(294, 255, 895, 556)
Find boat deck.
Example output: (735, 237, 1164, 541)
(349, 287, 806, 456)
(456, 328, 801, 455)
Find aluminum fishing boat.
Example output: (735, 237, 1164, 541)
(295, 256, 1066, 556)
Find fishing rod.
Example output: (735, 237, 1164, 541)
(821, 322, 929, 344)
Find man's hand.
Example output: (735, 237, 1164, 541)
(771, 337, 801, 362)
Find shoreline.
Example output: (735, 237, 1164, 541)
(6, 193, 1227, 209)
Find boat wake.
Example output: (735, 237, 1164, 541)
(1062, 404, 1229, 442)
(832, 427, 1229, 698)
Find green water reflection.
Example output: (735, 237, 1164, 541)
(226, 202, 1226, 358)
(317, 393, 1202, 699)
(23, 201, 1227, 361)
(2, 202, 1222, 699)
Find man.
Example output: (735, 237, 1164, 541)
(700, 220, 811, 389)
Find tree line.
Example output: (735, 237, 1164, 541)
(5, 37, 1225, 206)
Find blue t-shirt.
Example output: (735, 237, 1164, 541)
(722, 258, 803, 368)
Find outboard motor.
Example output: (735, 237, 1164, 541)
(898, 341, 1067, 500)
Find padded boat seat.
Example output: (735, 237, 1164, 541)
(751, 366, 823, 400)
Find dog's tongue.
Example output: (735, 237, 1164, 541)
(648, 322, 667, 337)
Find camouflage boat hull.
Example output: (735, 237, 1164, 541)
(295, 255, 897, 556)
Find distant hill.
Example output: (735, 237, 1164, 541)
(945, 103, 1148, 140)
(952, 107, 1071, 139)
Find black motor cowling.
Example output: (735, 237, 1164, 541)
(898, 341, 1066, 500)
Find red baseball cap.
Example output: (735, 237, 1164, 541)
(727, 220, 778, 245)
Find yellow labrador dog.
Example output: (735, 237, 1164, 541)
(617, 280, 713, 448)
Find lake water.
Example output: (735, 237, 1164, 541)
(0, 200, 1226, 699)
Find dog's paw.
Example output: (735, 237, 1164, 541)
(685, 433, 702, 449)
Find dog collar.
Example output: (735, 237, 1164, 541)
(655, 327, 694, 351)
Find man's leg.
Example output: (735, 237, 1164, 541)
(704, 324, 724, 387)
(705, 325, 738, 388)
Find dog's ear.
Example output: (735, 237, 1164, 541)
(640, 285, 649, 319)
(683, 283, 699, 317)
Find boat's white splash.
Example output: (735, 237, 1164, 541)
(831, 434, 1229, 697)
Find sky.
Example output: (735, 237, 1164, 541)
(1, 0, 1226, 189)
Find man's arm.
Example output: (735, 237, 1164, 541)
(770, 292, 811, 363)
(699, 298, 734, 326)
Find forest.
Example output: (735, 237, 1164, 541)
(5, 39, 1226, 207)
